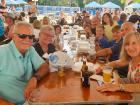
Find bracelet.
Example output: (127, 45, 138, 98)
(119, 84, 125, 91)
(33, 74, 41, 82)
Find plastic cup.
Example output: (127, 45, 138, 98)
(103, 66, 113, 83)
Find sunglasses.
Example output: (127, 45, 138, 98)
(16, 34, 35, 39)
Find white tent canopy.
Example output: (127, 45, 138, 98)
(125, 3, 140, 8)
(6, 0, 27, 5)
(85, 1, 101, 8)
(102, 1, 121, 9)
(6, 0, 18, 5)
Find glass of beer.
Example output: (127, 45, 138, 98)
(103, 65, 113, 83)
(58, 66, 65, 77)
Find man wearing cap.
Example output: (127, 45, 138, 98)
(0, 21, 49, 105)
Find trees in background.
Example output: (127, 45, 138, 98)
(31, 0, 140, 8)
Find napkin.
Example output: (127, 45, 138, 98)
(90, 74, 104, 81)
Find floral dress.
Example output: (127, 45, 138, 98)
(127, 62, 140, 83)
(127, 62, 140, 105)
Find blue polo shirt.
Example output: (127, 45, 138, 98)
(0, 41, 45, 104)
(97, 36, 110, 49)
(109, 38, 123, 61)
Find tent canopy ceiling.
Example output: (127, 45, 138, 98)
(6, 0, 27, 5)
(125, 3, 140, 8)
(85, 1, 101, 8)
(102, 1, 121, 9)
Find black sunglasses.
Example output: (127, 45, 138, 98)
(16, 34, 35, 39)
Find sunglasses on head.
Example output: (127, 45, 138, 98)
(16, 34, 35, 39)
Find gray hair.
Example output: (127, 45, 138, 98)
(13, 21, 34, 34)
(91, 16, 100, 22)
(120, 32, 140, 62)
(40, 25, 55, 35)
(121, 22, 136, 31)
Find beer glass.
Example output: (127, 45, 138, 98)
(103, 65, 113, 83)
(58, 66, 65, 77)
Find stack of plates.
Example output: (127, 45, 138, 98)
(77, 41, 90, 53)
(69, 40, 77, 50)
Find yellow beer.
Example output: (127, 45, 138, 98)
(58, 67, 65, 77)
(103, 70, 112, 82)
(103, 65, 113, 83)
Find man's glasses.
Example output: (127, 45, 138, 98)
(16, 34, 35, 39)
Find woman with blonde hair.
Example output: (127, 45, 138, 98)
(97, 32, 140, 105)
(42, 16, 50, 25)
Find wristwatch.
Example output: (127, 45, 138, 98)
(33, 74, 41, 82)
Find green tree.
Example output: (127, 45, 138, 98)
(77, 0, 84, 8)
(83, 0, 93, 4)
(121, 0, 140, 4)
(34, 0, 140, 7)
(135, 0, 140, 2)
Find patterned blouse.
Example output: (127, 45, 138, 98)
(127, 62, 140, 83)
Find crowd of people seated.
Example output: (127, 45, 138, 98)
(0, 2, 140, 105)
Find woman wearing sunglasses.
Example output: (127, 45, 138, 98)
(0, 21, 49, 105)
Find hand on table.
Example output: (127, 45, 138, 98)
(24, 77, 37, 99)
(29, 85, 47, 102)
(96, 83, 120, 92)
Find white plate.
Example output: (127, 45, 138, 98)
(72, 62, 100, 73)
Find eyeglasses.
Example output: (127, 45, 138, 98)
(41, 32, 54, 37)
(16, 34, 35, 39)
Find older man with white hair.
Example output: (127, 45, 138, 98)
(0, 21, 49, 105)
(121, 22, 136, 37)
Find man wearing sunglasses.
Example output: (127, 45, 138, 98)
(0, 21, 49, 105)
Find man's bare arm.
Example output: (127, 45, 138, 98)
(24, 62, 49, 99)
(34, 62, 49, 80)
(96, 48, 112, 57)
